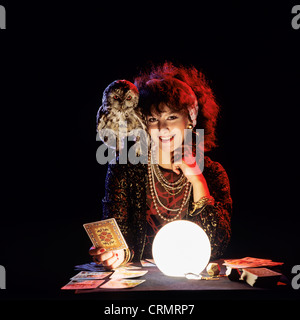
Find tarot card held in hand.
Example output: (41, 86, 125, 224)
(83, 218, 128, 251)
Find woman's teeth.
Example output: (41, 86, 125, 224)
(159, 135, 175, 142)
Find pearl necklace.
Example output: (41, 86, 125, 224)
(153, 165, 188, 196)
(151, 147, 187, 195)
(148, 150, 192, 222)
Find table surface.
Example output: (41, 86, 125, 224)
(74, 259, 291, 298)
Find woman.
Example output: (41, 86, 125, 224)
(90, 62, 232, 269)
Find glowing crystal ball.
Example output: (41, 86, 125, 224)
(152, 220, 211, 277)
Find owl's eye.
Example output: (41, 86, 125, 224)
(113, 95, 119, 100)
(126, 95, 132, 101)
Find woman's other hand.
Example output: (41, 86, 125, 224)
(172, 145, 210, 202)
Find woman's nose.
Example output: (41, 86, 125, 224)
(158, 120, 169, 132)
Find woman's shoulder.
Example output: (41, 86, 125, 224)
(204, 156, 231, 190)
(204, 156, 227, 174)
(107, 158, 147, 179)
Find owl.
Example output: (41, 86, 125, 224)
(96, 80, 147, 156)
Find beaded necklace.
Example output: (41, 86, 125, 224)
(147, 150, 192, 222)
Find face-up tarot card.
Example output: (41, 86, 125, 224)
(223, 257, 283, 269)
(61, 279, 105, 290)
(70, 271, 112, 280)
(100, 279, 146, 289)
(109, 269, 148, 279)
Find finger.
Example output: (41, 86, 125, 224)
(99, 251, 114, 262)
(172, 163, 181, 175)
(102, 253, 118, 268)
(89, 247, 106, 256)
(110, 257, 123, 269)
(92, 255, 102, 265)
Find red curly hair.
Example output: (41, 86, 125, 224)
(134, 61, 220, 152)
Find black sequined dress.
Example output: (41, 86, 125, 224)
(102, 156, 232, 261)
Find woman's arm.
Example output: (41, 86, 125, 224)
(188, 160, 232, 259)
(101, 163, 135, 261)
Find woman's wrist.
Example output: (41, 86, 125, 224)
(191, 177, 210, 202)
(119, 248, 132, 267)
(190, 195, 215, 216)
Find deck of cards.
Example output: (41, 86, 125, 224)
(223, 257, 283, 269)
(83, 218, 128, 251)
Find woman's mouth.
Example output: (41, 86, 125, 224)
(159, 135, 175, 143)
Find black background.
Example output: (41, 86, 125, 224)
(0, 1, 299, 302)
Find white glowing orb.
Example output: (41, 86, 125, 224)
(152, 220, 211, 277)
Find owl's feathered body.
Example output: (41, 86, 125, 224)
(97, 80, 147, 153)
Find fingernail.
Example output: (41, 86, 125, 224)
(100, 248, 105, 253)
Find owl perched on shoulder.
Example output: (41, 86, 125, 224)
(96, 80, 147, 156)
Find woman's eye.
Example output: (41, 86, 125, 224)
(126, 95, 132, 100)
(113, 95, 119, 100)
(167, 115, 178, 120)
(148, 117, 157, 123)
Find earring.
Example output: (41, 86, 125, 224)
(187, 124, 193, 129)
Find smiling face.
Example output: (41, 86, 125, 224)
(147, 103, 192, 156)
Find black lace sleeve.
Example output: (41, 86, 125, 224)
(101, 163, 135, 252)
(101, 162, 148, 261)
(188, 159, 232, 259)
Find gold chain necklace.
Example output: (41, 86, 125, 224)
(148, 150, 192, 222)
(151, 148, 187, 195)
(153, 162, 186, 186)
(152, 165, 187, 196)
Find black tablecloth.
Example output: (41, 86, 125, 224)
(74, 260, 291, 298)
